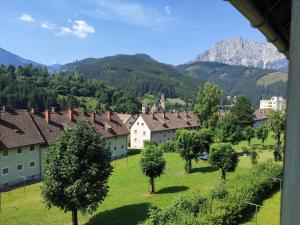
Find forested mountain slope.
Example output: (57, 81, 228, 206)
(58, 54, 204, 100)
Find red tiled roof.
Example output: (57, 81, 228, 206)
(0, 109, 45, 150)
(140, 111, 198, 132)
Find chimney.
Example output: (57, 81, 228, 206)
(51, 107, 56, 113)
(106, 111, 112, 121)
(2, 106, 6, 112)
(31, 108, 39, 115)
(162, 111, 165, 119)
(45, 110, 51, 123)
(91, 112, 96, 123)
(68, 107, 73, 121)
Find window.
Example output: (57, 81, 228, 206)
(134, 130, 137, 134)
(143, 131, 146, 136)
(121, 145, 124, 149)
(114, 146, 117, 151)
(2, 167, 9, 175)
(142, 123, 144, 126)
(137, 122, 139, 125)
(17, 148, 22, 154)
(17, 164, 23, 171)
(30, 146, 35, 151)
(2, 150, 9, 158)
(134, 138, 137, 142)
(30, 161, 35, 168)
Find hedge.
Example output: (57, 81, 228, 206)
(141, 161, 282, 225)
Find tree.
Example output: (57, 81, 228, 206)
(42, 120, 113, 225)
(268, 110, 286, 161)
(244, 126, 255, 145)
(256, 125, 269, 146)
(193, 82, 223, 130)
(231, 96, 255, 127)
(249, 150, 259, 165)
(176, 129, 203, 173)
(209, 143, 238, 182)
(140, 145, 166, 194)
(215, 114, 243, 144)
(198, 128, 214, 153)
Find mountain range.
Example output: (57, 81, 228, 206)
(0, 37, 288, 105)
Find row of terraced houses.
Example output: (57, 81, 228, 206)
(0, 106, 199, 190)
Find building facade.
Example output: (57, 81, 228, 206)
(260, 96, 286, 110)
(0, 107, 129, 190)
(130, 111, 198, 149)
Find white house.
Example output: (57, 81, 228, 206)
(130, 111, 198, 149)
(260, 96, 286, 111)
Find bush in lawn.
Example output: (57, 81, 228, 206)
(144, 193, 206, 225)
(159, 140, 178, 153)
(140, 145, 166, 194)
(144, 140, 158, 148)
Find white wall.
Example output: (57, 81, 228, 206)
(151, 130, 176, 144)
(130, 116, 151, 149)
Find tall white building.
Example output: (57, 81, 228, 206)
(260, 96, 286, 111)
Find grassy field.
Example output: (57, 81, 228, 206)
(0, 150, 275, 225)
(242, 192, 281, 225)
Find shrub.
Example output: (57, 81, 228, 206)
(159, 140, 178, 153)
(141, 162, 282, 225)
(249, 150, 258, 165)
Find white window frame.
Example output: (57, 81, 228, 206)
(16, 163, 24, 172)
(2, 167, 9, 176)
(2, 150, 9, 159)
(29, 161, 36, 168)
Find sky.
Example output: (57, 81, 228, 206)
(0, 0, 266, 65)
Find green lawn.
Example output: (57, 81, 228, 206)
(0, 151, 275, 225)
(242, 192, 281, 225)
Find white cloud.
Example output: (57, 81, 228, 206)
(41, 20, 56, 30)
(55, 20, 95, 38)
(164, 6, 171, 15)
(20, 14, 34, 22)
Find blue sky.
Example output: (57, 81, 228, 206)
(0, 0, 266, 65)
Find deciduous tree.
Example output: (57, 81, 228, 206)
(256, 124, 269, 146)
(140, 145, 166, 194)
(216, 114, 243, 144)
(193, 82, 223, 130)
(209, 143, 238, 182)
(231, 96, 255, 127)
(244, 126, 255, 145)
(42, 120, 113, 225)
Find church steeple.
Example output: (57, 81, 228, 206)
(160, 94, 165, 110)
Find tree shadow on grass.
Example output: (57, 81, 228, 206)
(85, 203, 151, 225)
(191, 166, 218, 173)
(156, 186, 189, 194)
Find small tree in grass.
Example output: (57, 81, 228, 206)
(250, 150, 259, 165)
(176, 129, 203, 173)
(140, 145, 166, 194)
(256, 124, 269, 146)
(42, 120, 113, 225)
(209, 143, 238, 182)
(244, 126, 255, 145)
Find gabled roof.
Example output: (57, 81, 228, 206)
(254, 109, 271, 121)
(117, 113, 134, 124)
(140, 111, 198, 132)
(0, 109, 45, 150)
(31, 110, 129, 144)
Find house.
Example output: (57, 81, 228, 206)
(117, 113, 138, 130)
(0, 107, 129, 190)
(0, 107, 46, 190)
(30, 108, 129, 160)
(130, 111, 198, 149)
(259, 96, 286, 111)
(254, 109, 270, 128)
